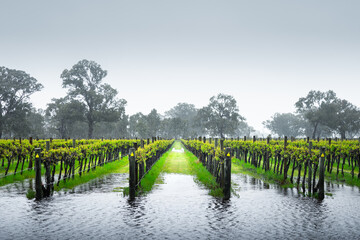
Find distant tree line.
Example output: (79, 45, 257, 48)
(1, 60, 359, 139)
(263, 90, 360, 139)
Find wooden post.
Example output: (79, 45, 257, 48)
(73, 139, 76, 148)
(244, 136, 246, 141)
(283, 136, 288, 179)
(308, 142, 312, 195)
(253, 136, 256, 142)
(220, 139, 224, 150)
(139, 159, 144, 187)
(129, 148, 136, 200)
(35, 148, 43, 200)
(318, 147, 326, 200)
(141, 139, 144, 148)
(46, 141, 50, 151)
(133, 143, 138, 188)
(215, 138, 218, 148)
(29, 137, 33, 145)
(224, 147, 232, 200)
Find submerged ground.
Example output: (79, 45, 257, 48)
(1, 142, 360, 239)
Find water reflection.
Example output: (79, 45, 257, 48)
(0, 172, 360, 239)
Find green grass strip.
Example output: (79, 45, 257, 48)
(0, 170, 36, 187)
(232, 158, 294, 188)
(183, 145, 224, 197)
(138, 151, 169, 193)
(233, 155, 360, 189)
(55, 156, 129, 191)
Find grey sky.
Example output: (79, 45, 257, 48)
(1, 0, 359, 134)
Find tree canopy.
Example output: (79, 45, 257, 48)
(263, 113, 303, 138)
(198, 93, 244, 138)
(61, 59, 126, 138)
(296, 90, 360, 139)
(0, 66, 43, 138)
(46, 98, 86, 138)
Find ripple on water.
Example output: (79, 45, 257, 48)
(1, 172, 360, 239)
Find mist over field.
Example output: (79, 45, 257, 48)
(1, 0, 359, 138)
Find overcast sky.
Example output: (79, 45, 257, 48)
(1, 0, 359, 134)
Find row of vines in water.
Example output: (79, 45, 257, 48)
(0, 139, 140, 180)
(182, 137, 360, 196)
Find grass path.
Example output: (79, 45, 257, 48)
(162, 141, 192, 174)
(154, 141, 223, 197)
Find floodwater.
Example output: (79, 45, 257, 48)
(1, 171, 360, 239)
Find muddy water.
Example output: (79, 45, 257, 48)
(1, 172, 360, 239)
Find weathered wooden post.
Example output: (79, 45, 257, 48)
(215, 138, 218, 148)
(141, 139, 144, 148)
(265, 136, 270, 171)
(318, 147, 326, 200)
(308, 142, 312, 195)
(283, 136, 288, 179)
(208, 152, 212, 172)
(35, 148, 43, 200)
(72, 139, 76, 148)
(129, 148, 136, 200)
(224, 147, 232, 200)
(46, 141, 50, 151)
(327, 138, 331, 172)
(139, 140, 144, 186)
(220, 139, 225, 187)
(134, 143, 138, 188)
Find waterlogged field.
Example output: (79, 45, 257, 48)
(1, 140, 360, 239)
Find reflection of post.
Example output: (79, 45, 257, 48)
(35, 148, 43, 200)
(224, 147, 232, 200)
(318, 147, 325, 200)
(129, 148, 136, 200)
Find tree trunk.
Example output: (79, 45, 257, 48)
(340, 131, 346, 140)
(0, 116, 3, 139)
(60, 121, 66, 139)
(312, 122, 319, 139)
(88, 120, 94, 139)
